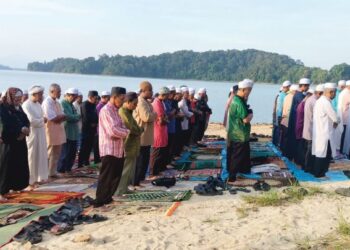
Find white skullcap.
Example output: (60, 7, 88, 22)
(282, 81, 291, 87)
(198, 88, 207, 94)
(315, 84, 325, 92)
(307, 88, 314, 94)
(167, 85, 176, 91)
(66, 88, 79, 95)
(290, 84, 299, 91)
(78, 91, 82, 96)
(324, 82, 337, 89)
(338, 80, 346, 86)
(238, 79, 254, 89)
(101, 91, 111, 96)
(189, 88, 195, 95)
(1, 90, 6, 97)
(299, 78, 311, 85)
(194, 93, 201, 100)
(175, 87, 182, 94)
(346, 80, 350, 86)
(159, 87, 170, 95)
(180, 86, 189, 93)
(29, 85, 44, 95)
(23, 90, 28, 95)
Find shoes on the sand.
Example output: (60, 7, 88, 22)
(194, 175, 226, 196)
(253, 180, 271, 191)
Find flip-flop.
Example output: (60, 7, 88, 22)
(13, 228, 42, 244)
(253, 180, 271, 191)
(50, 223, 73, 235)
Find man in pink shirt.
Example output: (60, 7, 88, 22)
(93, 87, 129, 208)
(149, 87, 170, 178)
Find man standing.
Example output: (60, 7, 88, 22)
(78, 90, 99, 167)
(22, 86, 48, 189)
(302, 84, 324, 172)
(332, 80, 346, 111)
(73, 91, 83, 150)
(42, 84, 66, 178)
(311, 83, 339, 178)
(96, 91, 111, 115)
(227, 80, 254, 183)
(178, 87, 193, 150)
(337, 80, 350, 154)
(149, 87, 170, 177)
(57, 88, 81, 174)
(274, 81, 291, 146)
(93, 87, 129, 207)
(133, 81, 157, 187)
(195, 88, 212, 142)
(165, 85, 177, 166)
(286, 78, 310, 160)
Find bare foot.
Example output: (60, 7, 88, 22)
(24, 185, 35, 191)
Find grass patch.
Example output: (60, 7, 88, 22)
(242, 186, 326, 208)
(338, 215, 350, 236)
(295, 234, 350, 250)
(236, 206, 250, 219)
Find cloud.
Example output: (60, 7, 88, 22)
(0, 0, 96, 16)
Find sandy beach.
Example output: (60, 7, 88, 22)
(4, 123, 350, 250)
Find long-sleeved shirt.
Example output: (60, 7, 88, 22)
(302, 95, 317, 141)
(73, 101, 82, 132)
(152, 97, 168, 148)
(61, 99, 81, 141)
(178, 98, 193, 131)
(227, 96, 251, 142)
(119, 107, 144, 157)
(276, 92, 287, 119)
(96, 101, 107, 116)
(81, 101, 98, 135)
(99, 102, 129, 158)
(295, 100, 306, 140)
(281, 93, 294, 127)
(337, 88, 350, 125)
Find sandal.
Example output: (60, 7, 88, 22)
(253, 180, 271, 191)
(50, 223, 73, 235)
(13, 228, 42, 244)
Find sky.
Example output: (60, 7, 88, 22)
(0, 0, 349, 69)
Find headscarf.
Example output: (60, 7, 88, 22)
(2, 87, 22, 107)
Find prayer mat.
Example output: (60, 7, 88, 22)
(233, 177, 287, 188)
(189, 154, 222, 161)
(115, 190, 192, 202)
(34, 184, 90, 192)
(191, 148, 222, 155)
(251, 157, 287, 169)
(0, 204, 42, 220)
(0, 205, 60, 247)
(2, 191, 84, 205)
(51, 177, 96, 185)
(330, 159, 350, 171)
(182, 169, 221, 177)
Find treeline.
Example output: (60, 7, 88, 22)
(27, 49, 350, 84)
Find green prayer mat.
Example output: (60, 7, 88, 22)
(115, 190, 192, 202)
(0, 205, 61, 247)
(0, 204, 43, 220)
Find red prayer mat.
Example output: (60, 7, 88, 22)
(1, 191, 84, 205)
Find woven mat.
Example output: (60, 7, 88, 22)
(2, 191, 84, 205)
(183, 169, 221, 177)
(233, 177, 291, 188)
(330, 159, 350, 171)
(115, 190, 192, 202)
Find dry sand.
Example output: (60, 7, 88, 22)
(5, 123, 350, 250)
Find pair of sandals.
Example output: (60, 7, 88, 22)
(194, 176, 226, 196)
(253, 180, 271, 191)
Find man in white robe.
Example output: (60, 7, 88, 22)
(311, 83, 339, 178)
(22, 86, 49, 189)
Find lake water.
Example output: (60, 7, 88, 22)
(0, 70, 280, 124)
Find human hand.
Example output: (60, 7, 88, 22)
(333, 122, 338, 128)
(21, 127, 30, 135)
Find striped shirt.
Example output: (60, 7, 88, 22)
(99, 102, 129, 158)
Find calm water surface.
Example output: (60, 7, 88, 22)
(0, 70, 281, 124)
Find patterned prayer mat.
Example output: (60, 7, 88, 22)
(0, 204, 42, 220)
(115, 190, 192, 202)
(2, 191, 84, 205)
(330, 159, 350, 171)
(182, 169, 221, 177)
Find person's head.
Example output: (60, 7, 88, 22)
(323, 83, 337, 100)
(290, 84, 299, 94)
(174, 88, 183, 101)
(158, 87, 170, 101)
(21, 90, 28, 103)
(181, 87, 189, 99)
(65, 88, 79, 103)
(76, 92, 83, 104)
(29, 86, 45, 103)
(282, 81, 291, 93)
(306, 88, 314, 98)
(237, 79, 254, 100)
(315, 84, 324, 99)
(346, 80, 350, 90)
(189, 88, 195, 99)
(49, 83, 61, 100)
(299, 78, 311, 92)
(2, 88, 23, 108)
(123, 92, 138, 111)
(87, 90, 99, 104)
(140, 81, 153, 99)
(110, 87, 126, 108)
(167, 85, 176, 99)
(100, 91, 111, 104)
(338, 80, 346, 91)
(198, 88, 207, 98)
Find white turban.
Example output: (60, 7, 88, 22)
(315, 84, 325, 92)
(181, 86, 189, 93)
(299, 78, 311, 85)
(324, 82, 337, 89)
(198, 88, 206, 94)
(101, 91, 111, 96)
(29, 85, 44, 95)
(282, 81, 291, 87)
(338, 80, 346, 86)
(65, 88, 79, 95)
(307, 88, 314, 94)
(290, 84, 299, 91)
(238, 79, 254, 89)
(167, 85, 176, 91)
(189, 88, 195, 95)
(346, 80, 350, 86)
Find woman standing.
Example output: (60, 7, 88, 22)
(0, 88, 30, 200)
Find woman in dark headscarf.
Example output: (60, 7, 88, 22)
(0, 88, 30, 200)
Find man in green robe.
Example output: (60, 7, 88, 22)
(227, 79, 254, 183)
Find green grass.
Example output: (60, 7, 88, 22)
(338, 215, 350, 236)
